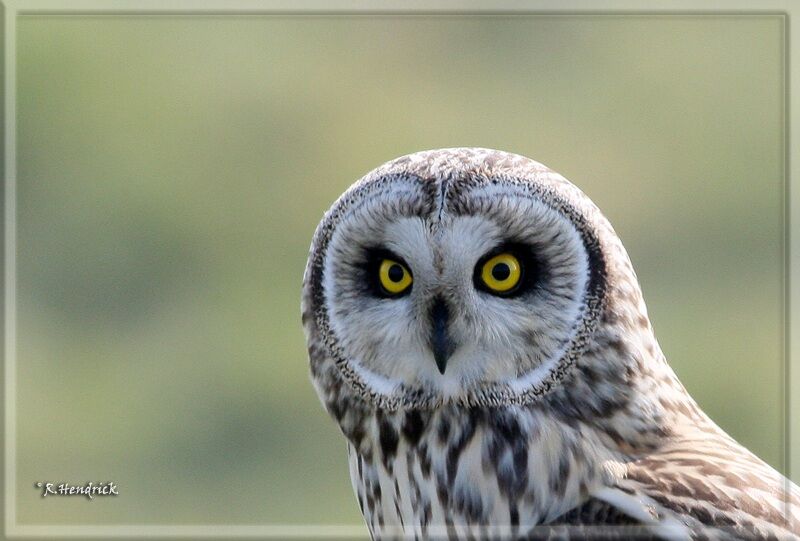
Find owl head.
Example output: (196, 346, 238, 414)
(303, 148, 648, 411)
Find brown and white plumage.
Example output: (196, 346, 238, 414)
(301, 148, 799, 539)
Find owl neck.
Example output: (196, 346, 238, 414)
(540, 258, 709, 455)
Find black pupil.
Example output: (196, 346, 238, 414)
(387, 264, 404, 283)
(491, 262, 511, 281)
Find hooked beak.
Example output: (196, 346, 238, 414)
(429, 297, 454, 374)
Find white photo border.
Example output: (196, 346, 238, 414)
(2, 0, 795, 538)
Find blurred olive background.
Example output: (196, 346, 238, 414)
(16, 15, 784, 526)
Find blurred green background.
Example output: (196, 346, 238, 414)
(16, 14, 784, 526)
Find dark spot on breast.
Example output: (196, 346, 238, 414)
(402, 410, 426, 447)
(512, 442, 528, 485)
(329, 399, 345, 422)
(379, 419, 399, 470)
(579, 364, 599, 385)
(348, 423, 365, 450)
(438, 417, 451, 444)
(418, 443, 432, 478)
(492, 409, 521, 441)
(436, 476, 450, 508)
(446, 417, 477, 487)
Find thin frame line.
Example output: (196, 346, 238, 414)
(3, 3, 794, 538)
(4, 0, 17, 537)
(782, 11, 793, 526)
(11, 10, 793, 16)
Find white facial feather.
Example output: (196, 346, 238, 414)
(322, 179, 590, 405)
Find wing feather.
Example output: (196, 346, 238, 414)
(547, 426, 800, 540)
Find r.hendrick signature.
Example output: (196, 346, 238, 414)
(35, 481, 118, 500)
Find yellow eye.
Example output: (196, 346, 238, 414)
(378, 259, 412, 295)
(480, 253, 521, 293)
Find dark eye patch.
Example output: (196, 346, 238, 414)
(473, 242, 544, 298)
(360, 247, 413, 298)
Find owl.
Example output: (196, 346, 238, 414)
(301, 148, 799, 539)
